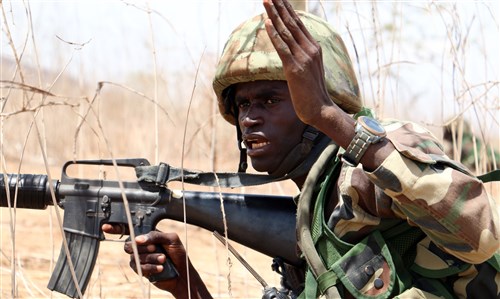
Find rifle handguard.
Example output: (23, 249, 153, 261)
(0, 174, 54, 209)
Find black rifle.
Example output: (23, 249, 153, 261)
(0, 159, 298, 298)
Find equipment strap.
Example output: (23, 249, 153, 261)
(135, 134, 331, 189)
(296, 142, 341, 298)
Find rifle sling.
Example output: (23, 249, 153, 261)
(135, 135, 331, 189)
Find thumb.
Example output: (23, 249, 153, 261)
(138, 231, 184, 247)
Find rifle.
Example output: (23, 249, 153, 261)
(0, 159, 299, 298)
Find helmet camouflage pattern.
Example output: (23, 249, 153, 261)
(213, 11, 362, 125)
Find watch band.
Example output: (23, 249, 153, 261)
(342, 130, 372, 167)
(341, 116, 386, 167)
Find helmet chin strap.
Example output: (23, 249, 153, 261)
(237, 123, 248, 173)
(268, 126, 326, 179)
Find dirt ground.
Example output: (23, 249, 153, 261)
(1, 207, 284, 299)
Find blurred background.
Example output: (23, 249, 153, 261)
(1, 0, 498, 298)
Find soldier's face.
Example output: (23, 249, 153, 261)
(235, 80, 307, 174)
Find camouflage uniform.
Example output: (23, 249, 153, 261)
(305, 119, 499, 298)
(213, 10, 499, 299)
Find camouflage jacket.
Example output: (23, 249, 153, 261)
(306, 119, 499, 298)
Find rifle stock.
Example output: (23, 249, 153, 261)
(0, 159, 299, 298)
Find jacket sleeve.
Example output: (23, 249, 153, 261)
(365, 120, 499, 264)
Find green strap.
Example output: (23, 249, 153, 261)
(308, 158, 343, 296)
(302, 268, 340, 298)
(311, 158, 341, 244)
(311, 157, 341, 244)
(316, 271, 339, 295)
(303, 270, 318, 299)
(296, 142, 342, 299)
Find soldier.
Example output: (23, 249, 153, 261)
(103, 0, 499, 298)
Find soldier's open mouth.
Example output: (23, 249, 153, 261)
(249, 141, 270, 149)
(243, 135, 271, 156)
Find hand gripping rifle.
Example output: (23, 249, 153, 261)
(0, 158, 299, 298)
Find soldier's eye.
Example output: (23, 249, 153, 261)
(237, 100, 250, 109)
(265, 98, 280, 105)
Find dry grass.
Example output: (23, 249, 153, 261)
(1, 1, 498, 299)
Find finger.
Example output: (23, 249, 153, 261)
(263, 2, 294, 63)
(140, 253, 166, 265)
(265, 0, 320, 59)
(101, 223, 128, 235)
(279, 0, 316, 45)
(263, 0, 292, 48)
(271, 0, 304, 43)
(129, 259, 164, 276)
(264, 0, 309, 53)
(126, 251, 165, 264)
(126, 231, 184, 259)
(139, 231, 184, 248)
(124, 241, 156, 254)
(130, 252, 166, 265)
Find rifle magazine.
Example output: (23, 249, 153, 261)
(47, 232, 100, 298)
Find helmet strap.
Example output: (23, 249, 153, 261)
(237, 124, 248, 173)
(232, 95, 248, 173)
(269, 126, 326, 179)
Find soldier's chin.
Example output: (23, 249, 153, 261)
(250, 159, 276, 174)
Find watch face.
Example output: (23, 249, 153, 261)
(359, 116, 386, 136)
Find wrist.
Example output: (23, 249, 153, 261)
(170, 267, 212, 299)
(314, 105, 356, 143)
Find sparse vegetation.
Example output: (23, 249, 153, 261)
(1, 1, 498, 298)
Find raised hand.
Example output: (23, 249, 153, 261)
(262, 0, 333, 126)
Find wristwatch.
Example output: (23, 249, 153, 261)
(341, 116, 386, 167)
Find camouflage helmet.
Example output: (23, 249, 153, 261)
(213, 11, 362, 125)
